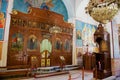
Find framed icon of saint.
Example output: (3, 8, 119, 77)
(27, 35, 37, 51)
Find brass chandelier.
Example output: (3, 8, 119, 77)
(49, 25, 62, 34)
(86, 0, 120, 24)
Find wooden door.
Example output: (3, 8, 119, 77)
(40, 39, 52, 67)
(41, 50, 50, 67)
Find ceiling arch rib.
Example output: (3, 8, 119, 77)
(62, 0, 75, 19)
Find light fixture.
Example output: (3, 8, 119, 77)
(49, 25, 62, 34)
(86, 0, 120, 24)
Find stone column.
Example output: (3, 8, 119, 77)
(68, 18, 77, 65)
(106, 20, 120, 76)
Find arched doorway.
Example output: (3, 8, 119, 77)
(40, 39, 52, 67)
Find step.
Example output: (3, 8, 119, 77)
(35, 71, 69, 78)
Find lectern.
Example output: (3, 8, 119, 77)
(93, 24, 112, 79)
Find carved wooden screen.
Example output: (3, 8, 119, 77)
(8, 7, 73, 68)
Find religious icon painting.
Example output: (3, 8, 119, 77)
(75, 20, 97, 47)
(27, 35, 37, 51)
(14, 0, 68, 21)
(0, 12, 5, 28)
(11, 32, 23, 50)
(0, 0, 8, 28)
(64, 39, 71, 52)
(76, 30, 82, 40)
(55, 38, 62, 50)
(0, 0, 8, 41)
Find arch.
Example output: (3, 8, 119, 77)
(62, 0, 75, 19)
(13, 0, 69, 21)
(40, 39, 52, 53)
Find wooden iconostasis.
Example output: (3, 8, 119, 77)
(7, 7, 73, 68)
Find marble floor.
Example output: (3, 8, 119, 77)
(5, 70, 120, 80)
(8, 70, 93, 80)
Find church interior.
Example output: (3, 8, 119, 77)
(0, 0, 120, 80)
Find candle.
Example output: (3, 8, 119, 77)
(98, 61, 101, 70)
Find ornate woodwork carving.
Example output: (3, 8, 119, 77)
(93, 24, 112, 79)
(7, 7, 73, 69)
